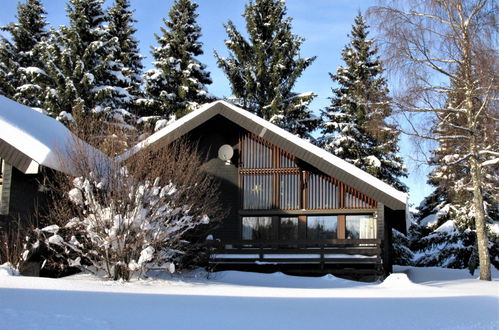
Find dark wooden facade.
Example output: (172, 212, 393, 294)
(0, 160, 49, 228)
(184, 114, 405, 277)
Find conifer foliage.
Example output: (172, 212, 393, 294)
(41, 0, 128, 121)
(320, 13, 407, 191)
(0, 0, 49, 108)
(215, 0, 319, 140)
(107, 0, 144, 116)
(142, 0, 212, 119)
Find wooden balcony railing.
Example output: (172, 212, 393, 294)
(209, 239, 382, 265)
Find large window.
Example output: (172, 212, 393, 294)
(307, 216, 338, 240)
(279, 173, 300, 209)
(307, 173, 339, 209)
(279, 217, 298, 240)
(243, 174, 273, 209)
(346, 215, 376, 239)
(240, 134, 300, 210)
(242, 217, 272, 240)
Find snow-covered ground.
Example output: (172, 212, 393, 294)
(0, 265, 498, 330)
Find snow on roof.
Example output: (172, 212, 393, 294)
(0, 95, 103, 175)
(120, 100, 408, 208)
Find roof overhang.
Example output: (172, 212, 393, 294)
(120, 101, 408, 210)
(0, 139, 39, 174)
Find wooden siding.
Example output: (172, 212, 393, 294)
(0, 161, 12, 215)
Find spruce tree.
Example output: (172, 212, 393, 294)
(142, 0, 212, 118)
(215, 0, 319, 140)
(107, 0, 144, 117)
(414, 72, 498, 271)
(320, 13, 407, 191)
(0, 0, 49, 108)
(41, 0, 125, 121)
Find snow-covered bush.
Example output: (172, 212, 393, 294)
(24, 139, 221, 280)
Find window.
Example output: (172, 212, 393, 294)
(279, 217, 298, 240)
(307, 173, 339, 209)
(243, 174, 273, 209)
(345, 215, 376, 239)
(242, 217, 272, 240)
(307, 216, 338, 240)
(240, 132, 376, 211)
(279, 173, 300, 209)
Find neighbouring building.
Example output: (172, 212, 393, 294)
(0, 95, 102, 226)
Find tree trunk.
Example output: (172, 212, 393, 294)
(467, 84, 491, 280)
(469, 154, 491, 281)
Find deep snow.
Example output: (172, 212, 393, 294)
(0, 265, 497, 330)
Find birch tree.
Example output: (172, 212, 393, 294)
(371, 0, 498, 280)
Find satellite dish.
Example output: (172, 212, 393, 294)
(218, 144, 234, 165)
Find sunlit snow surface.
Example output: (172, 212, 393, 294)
(0, 265, 497, 330)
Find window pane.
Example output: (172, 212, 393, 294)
(279, 217, 298, 240)
(307, 174, 339, 209)
(280, 173, 300, 209)
(346, 215, 376, 239)
(242, 217, 272, 240)
(242, 136, 272, 168)
(243, 174, 273, 209)
(280, 153, 297, 168)
(307, 216, 337, 240)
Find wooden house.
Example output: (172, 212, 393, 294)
(0, 96, 101, 225)
(122, 100, 409, 277)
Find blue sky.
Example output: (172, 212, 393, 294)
(0, 0, 434, 206)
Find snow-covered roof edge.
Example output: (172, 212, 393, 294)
(117, 101, 219, 162)
(119, 100, 408, 208)
(0, 96, 107, 175)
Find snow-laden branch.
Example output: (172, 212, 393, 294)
(481, 158, 499, 167)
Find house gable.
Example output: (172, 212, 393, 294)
(122, 101, 407, 211)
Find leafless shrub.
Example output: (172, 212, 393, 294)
(0, 217, 29, 267)
(24, 121, 222, 280)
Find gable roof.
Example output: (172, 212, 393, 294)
(0, 95, 104, 175)
(120, 100, 408, 210)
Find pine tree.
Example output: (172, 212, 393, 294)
(0, 0, 49, 108)
(107, 0, 144, 117)
(215, 0, 319, 140)
(320, 13, 407, 191)
(41, 0, 126, 121)
(142, 0, 211, 119)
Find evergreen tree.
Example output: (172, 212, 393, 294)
(392, 229, 413, 266)
(320, 13, 407, 191)
(414, 72, 498, 272)
(107, 0, 144, 117)
(0, 0, 49, 108)
(215, 0, 319, 140)
(142, 0, 211, 118)
(41, 0, 126, 121)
